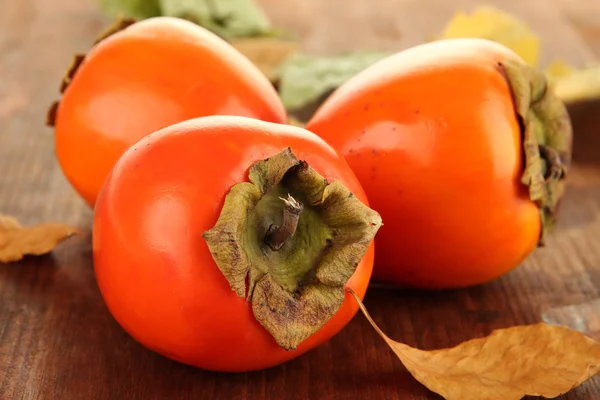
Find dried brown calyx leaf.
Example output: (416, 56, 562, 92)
(349, 289, 600, 400)
(203, 148, 382, 350)
(499, 59, 573, 243)
(0, 214, 82, 263)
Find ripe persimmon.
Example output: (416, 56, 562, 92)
(92, 116, 382, 371)
(48, 17, 286, 207)
(307, 38, 572, 289)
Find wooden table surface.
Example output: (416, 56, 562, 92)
(1, 0, 600, 399)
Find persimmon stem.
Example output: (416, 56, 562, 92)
(265, 194, 304, 251)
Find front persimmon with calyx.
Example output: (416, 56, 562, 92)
(48, 17, 286, 207)
(92, 116, 382, 371)
(307, 38, 572, 289)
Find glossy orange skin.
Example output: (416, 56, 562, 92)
(54, 17, 286, 207)
(307, 38, 541, 289)
(92, 116, 374, 372)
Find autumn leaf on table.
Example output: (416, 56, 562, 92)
(437, 6, 541, 68)
(545, 60, 600, 104)
(0, 214, 82, 263)
(349, 289, 600, 400)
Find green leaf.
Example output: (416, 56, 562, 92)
(277, 51, 391, 111)
(158, 0, 275, 40)
(99, 0, 161, 19)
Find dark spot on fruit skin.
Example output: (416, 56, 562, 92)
(392, 126, 396, 131)
(415, 110, 420, 114)
(357, 138, 362, 142)
(361, 129, 366, 136)
(344, 111, 350, 117)
(348, 148, 354, 153)
(364, 103, 370, 111)
(397, 189, 403, 195)
(372, 149, 378, 155)
(371, 166, 376, 172)
(379, 102, 385, 107)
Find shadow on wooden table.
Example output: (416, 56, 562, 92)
(569, 99, 600, 167)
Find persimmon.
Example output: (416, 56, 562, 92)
(307, 38, 572, 289)
(47, 17, 286, 207)
(92, 116, 382, 371)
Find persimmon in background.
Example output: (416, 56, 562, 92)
(307, 38, 572, 289)
(49, 17, 287, 207)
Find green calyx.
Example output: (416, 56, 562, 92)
(203, 148, 382, 350)
(499, 59, 573, 244)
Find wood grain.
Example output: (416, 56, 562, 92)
(1, 0, 599, 399)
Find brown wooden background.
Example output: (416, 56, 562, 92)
(1, 0, 600, 399)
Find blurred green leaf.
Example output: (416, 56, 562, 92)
(99, 0, 278, 39)
(277, 52, 391, 111)
(159, 0, 276, 39)
(99, 0, 161, 19)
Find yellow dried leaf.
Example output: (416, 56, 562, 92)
(230, 38, 299, 82)
(349, 289, 600, 400)
(0, 214, 82, 263)
(438, 6, 541, 67)
(545, 61, 600, 104)
(545, 59, 575, 82)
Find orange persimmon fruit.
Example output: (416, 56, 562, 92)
(47, 17, 286, 207)
(92, 116, 382, 371)
(307, 38, 572, 289)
